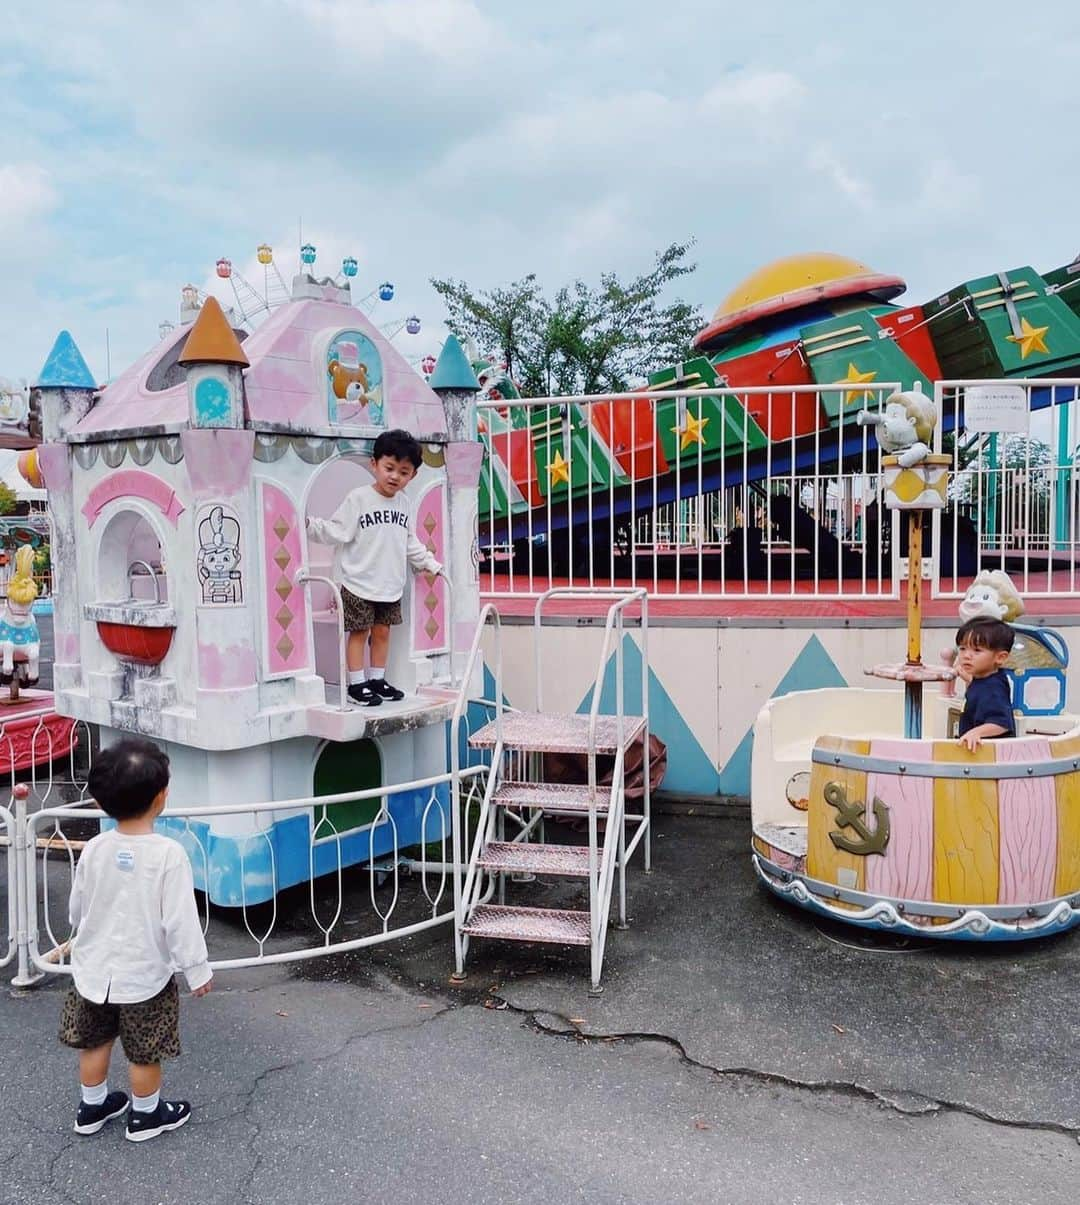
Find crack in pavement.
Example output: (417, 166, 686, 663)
(42, 1132, 85, 1205)
(197, 987, 456, 1205)
(494, 996, 1080, 1143)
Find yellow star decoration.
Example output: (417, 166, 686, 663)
(836, 362, 878, 406)
(547, 449, 570, 486)
(1006, 317, 1050, 359)
(671, 411, 709, 451)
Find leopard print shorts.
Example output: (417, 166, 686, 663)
(341, 588, 402, 631)
(59, 978, 181, 1064)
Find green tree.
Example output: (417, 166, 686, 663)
(431, 241, 703, 397)
(0, 483, 17, 516)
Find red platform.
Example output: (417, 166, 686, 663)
(0, 692, 79, 772)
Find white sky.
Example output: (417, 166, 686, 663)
(3, 1, 1079, 383)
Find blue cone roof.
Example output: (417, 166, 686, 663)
(36, 331, 96, 389)
(429, 334, 480, 391)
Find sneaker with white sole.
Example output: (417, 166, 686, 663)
(366, 678, 405, 701)
(74, 1091, 129, 1135)
(125, 1099, 192, 1143)
(347, 682, 382, 707)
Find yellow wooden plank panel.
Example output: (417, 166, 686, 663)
(931, 741, 999, 904)
(807, 737, 869, 906)
(1055, 768, 1080, 895)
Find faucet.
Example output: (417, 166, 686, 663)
(127, 560, 162, 605)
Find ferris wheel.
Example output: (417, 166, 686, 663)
(162, 243, 424, 376)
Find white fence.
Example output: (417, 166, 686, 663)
(477, 384, 902, 600)
(934, 379, 1080, 599)
(0, 801, 13, 971)
(14, 764, 490, 981)
(479, 378, 1080, 602)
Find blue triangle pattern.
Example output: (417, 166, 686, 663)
(717, 634, 847, 796)
(575, 634, 717, 795)
(37, 330, 96, 389)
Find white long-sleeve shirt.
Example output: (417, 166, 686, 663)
(306, 484, 441, 602)
(68, 829, 212, 1004)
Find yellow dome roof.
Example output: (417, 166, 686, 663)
(692, 251, 906, 351)
(714, 252, 886, 321)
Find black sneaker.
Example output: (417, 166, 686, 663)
(347, 682, 382, 707)
(366, 678, 405, 701)
(74, 1091, 129, 1135)
(125, 1099, 192, 1143)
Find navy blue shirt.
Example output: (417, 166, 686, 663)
(958, 669, 1015, 738)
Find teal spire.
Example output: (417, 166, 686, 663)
(36, 331, 96, 389)
(429, 334, 480, 391)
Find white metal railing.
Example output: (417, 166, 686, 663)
(17, 765, 487, 980)
(933, 379, 1080, 598)
(477, 385, 901, 600)
(0, 800, 13, 970)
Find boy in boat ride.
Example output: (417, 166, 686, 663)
(955, 617, 1016, 752)
(59, 738, 212, 1142)
(306, 428, 442, 707)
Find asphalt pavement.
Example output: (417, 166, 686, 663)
(1, 618, 1076, 1203)
(2, 805, 1078, 1205)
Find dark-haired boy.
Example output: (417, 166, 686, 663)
(955, 617, 1016, 751)
(59, 737, 211, 1142)
(307, 428, 442, 706)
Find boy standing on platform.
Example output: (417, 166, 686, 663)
(307, 429, 442, 707)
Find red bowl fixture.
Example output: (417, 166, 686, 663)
(96, 622, 174, 666)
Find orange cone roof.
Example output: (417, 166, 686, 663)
(178, 296, 249, 367)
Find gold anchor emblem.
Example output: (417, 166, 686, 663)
(824, 782, 890, 856)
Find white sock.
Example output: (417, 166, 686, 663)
(347, 670, 365, 685)
(132, 1090, 159, 1114)
(367, 667, 385, 681)
(81, 1080, 108, 1107)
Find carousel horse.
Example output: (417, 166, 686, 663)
(0, 546, 40, 699)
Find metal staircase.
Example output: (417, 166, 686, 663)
(450, 588, 650, 993)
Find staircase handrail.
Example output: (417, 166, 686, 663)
(450, 603, 504, 968)
(532, 587, 648, 714)
(589, 745, 626, 965)
(458, 737, 505, 924)
(450, 602, 504, 784)
(294, 569, 347, 712)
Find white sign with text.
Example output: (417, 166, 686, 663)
(963, 385, 1029, 434)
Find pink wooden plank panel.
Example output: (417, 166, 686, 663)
(412, 484, 447, 654)
(996, 739, 1057, 904)
(262, 482, 309, 675)
(865, 739, 935, 901)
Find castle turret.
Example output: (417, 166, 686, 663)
(429, 334, 480, 441)
(429, 335, 483, 681)
(30, 330, 97, 443)
(30, 331, 97, 696)
(178, 296, 249, 429)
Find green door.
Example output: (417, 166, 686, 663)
(312, 739, 382, 837)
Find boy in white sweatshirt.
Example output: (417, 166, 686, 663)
(60, 737, 212, 1142)
(306, 428, 442, 706)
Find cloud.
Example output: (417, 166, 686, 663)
(0, 164, 57, 243)
(4, 2, 1080, 381)
(806, 145, 875, 212)
(698, 70, 807, 120)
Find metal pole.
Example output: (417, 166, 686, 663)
(11, 784, 42, 988)
(905, 511, 923, 740)
(1055, 393, 1071, 551)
